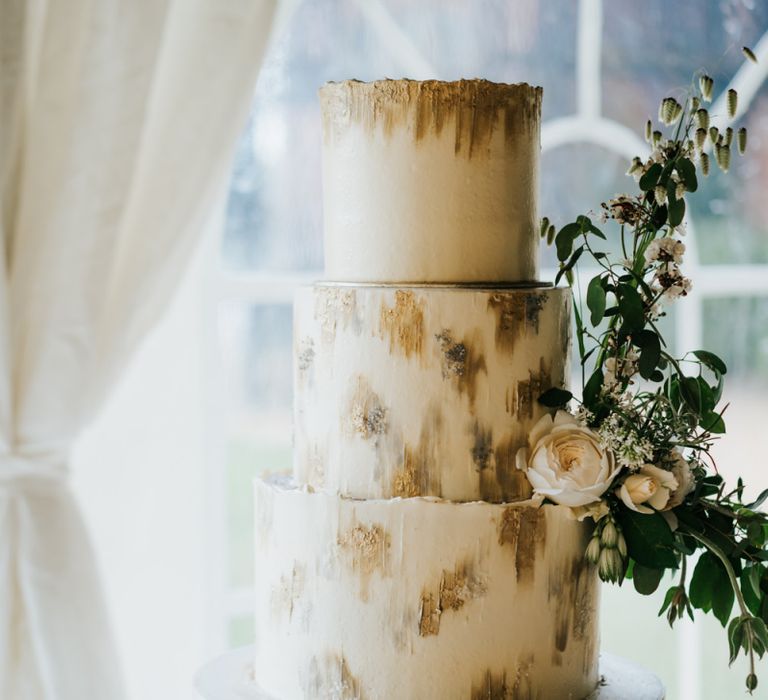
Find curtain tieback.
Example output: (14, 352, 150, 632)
(0, 452, 68, 487)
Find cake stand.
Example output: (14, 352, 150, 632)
(195, 646, 665, 699)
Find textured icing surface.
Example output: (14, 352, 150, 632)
(320, 79, 541, 156)
(253, 478, 600, 700)
(294, 284, 571, 502)
(320, 79, 541, 283)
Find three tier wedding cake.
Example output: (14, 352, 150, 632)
(253, 79, 600, 699)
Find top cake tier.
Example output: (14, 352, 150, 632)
(320, 79, 542, 283)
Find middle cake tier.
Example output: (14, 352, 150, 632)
(294, 283, 571, 502)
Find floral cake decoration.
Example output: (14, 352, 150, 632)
(519, 49, 768, 692)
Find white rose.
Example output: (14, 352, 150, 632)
(664, 450, 696, 510)
(617, 464, 679, 514)
(516, 411, 621, 508)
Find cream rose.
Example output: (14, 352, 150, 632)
(664, 450, 695, 510)
(617, 464, 679, 514)
(516, 411, 620, 507)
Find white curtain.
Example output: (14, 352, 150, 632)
(0, 1, 277, 697)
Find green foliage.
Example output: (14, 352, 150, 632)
(587, 276, 607, 327)
(617, 509, 678, 569)
(537, 387, 573, 408)
(536, 72, 767, 691)
(633, 563, 665, 595)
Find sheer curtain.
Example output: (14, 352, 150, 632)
(0, 1, 276, 697)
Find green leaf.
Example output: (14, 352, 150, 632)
(667, 377, 681, 408)
(712, 373, 725, 404)
(638, 333, 661, 379)
(555, 222, 581, 262)
(747, 521, 766, 547)
(693, 350, 727, 375)
(640, 162, 663, 191)
(701, 411, 726, 434)
(583, 368, 604, 407)
(676, 157, 698, 193)
(617, 508, 678, 569)
(747, 489, 768, 511)
(729, 616, 745, 664)
(696, 377, 715, 414)
(679, 376, 702, 414)
(659, 586, 679, 615)
(690, 551, 718, 611)
(618, 284, 645, 333)
(587, 224, 607, 240)
(633, 563, 665, 595)
(587, 276, 607, 327)
(651, 204, 668, 229)
(713, 576, 736, 627)
(690, 551, 734, 625)
(751, 618, 768, 653)
(538, 387, 573, 408)
(572, 295, 586, 357)
(741, 566, 763, 615)
(668, 195, 686, 227)
(555, 246, 584, 285)
(760, 595, 768, 625)
(576, 215, 606, 240)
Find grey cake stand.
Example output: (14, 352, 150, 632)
(195, 646, 665, 699)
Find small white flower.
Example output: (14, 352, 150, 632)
(575, 405, 595, 425)
(645, 237, 686, 265)
(603, 357, 619, 390)
(597, 413, 654, 471)
(623, 348, 639, 376)
(647, 302, 663, 321)
(516, 411, 621, 508)
(662, 274, 692, 300)
(654, 184, 667, 205)
(653, 261, 692, 301)
(626, 157, 643, 177)
(617, 464, 679, 514)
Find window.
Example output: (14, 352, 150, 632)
(211, 2, 768, 698)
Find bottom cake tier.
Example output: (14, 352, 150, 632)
(253, 477, 600, 700)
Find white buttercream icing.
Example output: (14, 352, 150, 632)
(294, 283, 570, 502)
(253, 477, 600, 700)
(320, 80, 541, 283)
